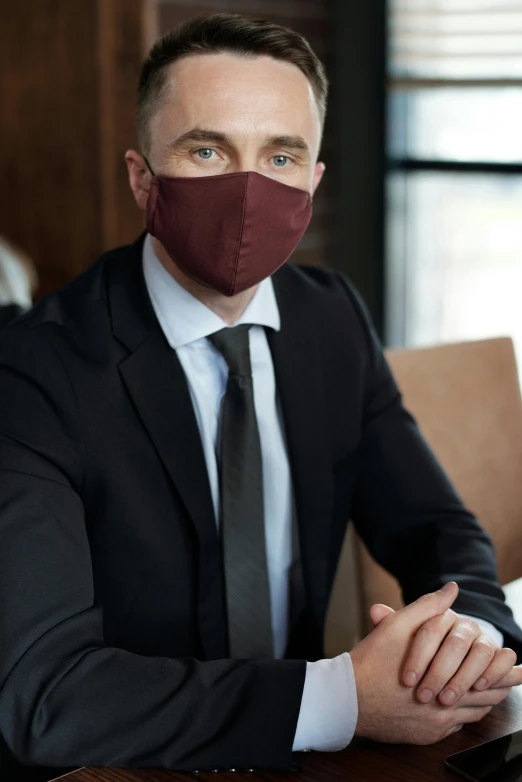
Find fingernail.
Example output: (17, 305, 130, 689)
(440, 582, 457, 594)
(419, 688, 433, 702)
(476, 677, 487, 690)
(442, 689, 456, 703)
(404, 671, 417, 686)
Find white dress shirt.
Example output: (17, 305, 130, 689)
(142, 234, 502, 752)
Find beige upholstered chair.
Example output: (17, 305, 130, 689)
(325, 338, 522, 656)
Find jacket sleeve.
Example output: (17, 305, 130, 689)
(0, 325, 305, 771)
(336, 276, 522, 660)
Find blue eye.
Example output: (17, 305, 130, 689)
(273, 155, 289, 167)
(197, 148, 214, 159)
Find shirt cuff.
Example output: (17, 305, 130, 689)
(460, 613, 504, 647)
(292, 652, 357, 752)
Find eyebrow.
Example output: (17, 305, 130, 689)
(267, 135, 311, 157)
(168, 129, 228, 149)
(167, 128, 311, 158)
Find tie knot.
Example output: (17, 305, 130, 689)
(208, 324, 253, 376)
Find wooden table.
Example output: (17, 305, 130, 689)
(50, 687, 522, 782)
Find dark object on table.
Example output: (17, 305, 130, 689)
(446, 729, 522, 781)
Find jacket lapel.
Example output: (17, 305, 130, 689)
(269, 266, 335, 631)
(109, 237, 227, 659)
(118, 338, 217, 548)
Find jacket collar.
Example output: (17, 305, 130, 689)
(142, 233, 280, 348)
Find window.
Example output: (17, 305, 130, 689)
(386, 0, 522, 373)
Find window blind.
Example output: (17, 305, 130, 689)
(389, 0, 522, 80)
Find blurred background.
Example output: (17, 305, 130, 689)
(0, 0, 521, 361)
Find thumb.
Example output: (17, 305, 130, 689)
(369, 603, 395, 627)
(400, 581, 459, 632)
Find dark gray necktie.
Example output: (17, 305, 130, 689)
(209, 325, 274, 658)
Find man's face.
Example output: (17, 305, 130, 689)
(127, 52, 325, 210)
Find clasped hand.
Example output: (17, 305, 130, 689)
(351, 582, 522, 744)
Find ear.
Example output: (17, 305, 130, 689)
(311, 161, 325, 197)
(369, 603, 395, 628)
(125, 149, 152, 212)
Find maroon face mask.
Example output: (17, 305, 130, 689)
(146, 171, 313, 297)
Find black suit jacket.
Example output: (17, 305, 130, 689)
(0, 234, 520, 774)
(0, 303, 24, 328)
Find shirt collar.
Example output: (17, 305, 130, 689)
(142, 233, 281, 350)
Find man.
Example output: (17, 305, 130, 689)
(0, 13, 521, 775)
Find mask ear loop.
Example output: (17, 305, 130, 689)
(143, 156, 155, 176)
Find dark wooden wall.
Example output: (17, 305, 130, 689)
(0, 0, 155, 299)
(331, 0, 387, 335)
(156, 0, 335, 269)
(1, 1, 380, 300)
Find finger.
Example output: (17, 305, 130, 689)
(439, 633, 496, 705)
(402, 611, 455, 687)
(416, 618, 482, 703)
(369, 604, 395, 627)
(486, 664, 522, 690)
(473, 649, 519, 690)
(397, 582, 459, 633)
(458, 686, 511, 709)
(453, 705, 492, 725)
(444, 724, 464, 738)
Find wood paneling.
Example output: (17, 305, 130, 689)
(0, 0, 154, 298)
(331, 0, 386, 333)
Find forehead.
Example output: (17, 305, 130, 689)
(151, 52, 321, 145)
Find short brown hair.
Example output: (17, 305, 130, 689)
(137, 13, 329, 154)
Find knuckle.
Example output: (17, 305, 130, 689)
(473, 636, 495, 657)
(447, 633, 470, 652)
(503, 648, 517, 666)
(417, 621, 440, 640)
(460, 618, 480, 632)
(425, 671, 446, 690)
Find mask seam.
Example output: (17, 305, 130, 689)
(230, 173, 249, 296)
(147, 180, 159, 231)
